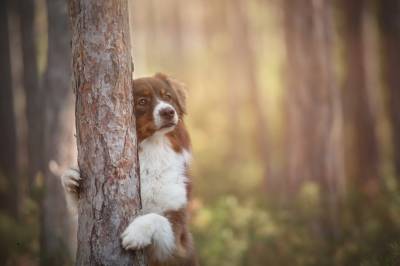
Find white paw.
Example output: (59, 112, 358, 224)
(61, 168, 81, 194)
(121, 214, 155, 250)
(121, 213, 175, 260)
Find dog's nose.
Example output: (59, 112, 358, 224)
(159, 107, 175, 120)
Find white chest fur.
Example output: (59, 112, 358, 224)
(139, 134, 191, 214)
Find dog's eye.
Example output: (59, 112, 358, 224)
(164, 93, 172, 101)
(137, 98, 148, 106)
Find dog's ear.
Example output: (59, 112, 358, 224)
(155, 73, 187, 114)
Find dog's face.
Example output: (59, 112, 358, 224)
(133, 73, 187, 142)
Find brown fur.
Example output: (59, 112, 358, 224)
(133, 74, 197, 266)
(147, 209, 197, 266)
(133, 74, 187, 142)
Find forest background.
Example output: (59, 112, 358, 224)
(1, 0, 400, 265)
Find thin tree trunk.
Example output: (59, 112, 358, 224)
(40, 0, 76, 264)
(18, 0, 43, 193)
(144, 0, 157, 65)
(228, 0, 272, 193)
(171, 0, 184, 60)
(283, 0, 345, 196)
(377, 0, 400, 183)
(0, 0, 19, 220)
(340, 0, 380, 195)
(283, 0, 344, 239)
(69, 0, 146, 265)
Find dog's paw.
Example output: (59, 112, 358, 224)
(121, 215, 154, 250)
(61, 168, 81, 194)
(121, 213, 175, 260)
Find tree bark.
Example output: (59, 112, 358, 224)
(340, 0, 380, 194)
(377, 0, 400, 183)
(40, 0, 76, 264)
(0, 0, 19, 220)
(69, 0, 146, 265)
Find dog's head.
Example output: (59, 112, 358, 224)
(133, 73, 187, 142)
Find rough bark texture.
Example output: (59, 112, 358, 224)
(69, 0, 146, 265)
(283, 0, 345, 238)
(40, 0, 76, 264)
(377, 0, 400, 182)
(0, 0, 19, 220)
(18, 0, 43, 192)
(340, 0, 380, 193)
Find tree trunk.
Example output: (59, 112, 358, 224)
(283, 0, 345, 238)
(171, 0, 184, 61)
(0, 0, 19, 220)
(340, 0, 380, 194)
(377, 0, 400, 183)
(69, 0, 146, 265)
(40, 0, 76, 264)
(228, 0, 272, 193)
(18, 0, 43, 193)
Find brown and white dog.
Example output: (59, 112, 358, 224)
(61, 73, 197, 266)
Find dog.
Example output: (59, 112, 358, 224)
(61, 73, 197, 266)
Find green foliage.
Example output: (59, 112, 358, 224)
(0, 198, 39, 265)
(192, 180, 400, 266)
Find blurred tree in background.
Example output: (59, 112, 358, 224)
(40, 0, 75, 264)
(1, 0, 400, 265)
(283, 0, 344, 250)
(378, 0, 400, 185)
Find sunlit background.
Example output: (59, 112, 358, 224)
(1, 0, 400, 265)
